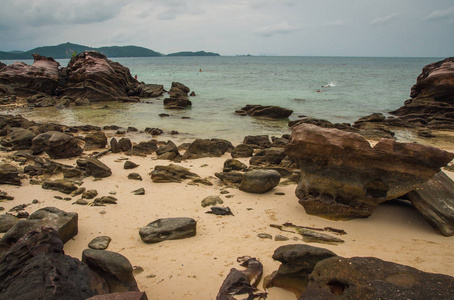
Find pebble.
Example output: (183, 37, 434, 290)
(257, 233, 272, 239)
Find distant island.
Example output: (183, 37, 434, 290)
(0, 42, 220, 59)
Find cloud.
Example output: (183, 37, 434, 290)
(369, 13, 399, 26)
(324, 19, 349, 27)
(424, 6, 454, 21)
(255, 21, 299, 37)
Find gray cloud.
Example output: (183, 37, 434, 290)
(370, 13, 399, 26)
(424, 6, 454, 21)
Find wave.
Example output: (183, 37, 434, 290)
(322, 82, 336, 88)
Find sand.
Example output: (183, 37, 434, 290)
(0, 139, 453, 299)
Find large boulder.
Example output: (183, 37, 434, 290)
(0, 54, 60, 96)
(85, 157, 112, 178)
(56, 51, 139, 102)
(285, 124, 454, 220)
(0, 228, 108, 299)
(239, 169, 281, 194)
(301, 256, 454, 299)
(407, 171, 454, 236)
(32, 131, 83, 158)
(10, 128, 36, 150)
(390, 57, 454, 129)
(84, 131, 108, 151)
(163, 82, 192, 109)
(139, 217, 197, 243)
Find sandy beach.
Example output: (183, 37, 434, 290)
(0, 134, 453, 299)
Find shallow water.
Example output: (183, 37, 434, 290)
(1, 56, 441, 143)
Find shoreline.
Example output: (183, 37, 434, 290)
(0, 132, 453, 299)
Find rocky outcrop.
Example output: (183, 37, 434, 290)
(390, 57, 454, 129)
(56, 51, 139, 102)
(406, 171, 454, 236)
(285, 124, 454, 220)
(0, 54, 60, 96)
(163, 82, 192, 109)
(236, 105, 293, 119)
(139, 217, 196, 243)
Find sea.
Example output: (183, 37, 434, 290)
(1, 56, 442, 144)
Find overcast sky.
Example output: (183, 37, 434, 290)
(1, 0, 453, 57)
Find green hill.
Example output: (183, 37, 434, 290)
(0, 42, 163, 59)
(166, 51, 220, 57)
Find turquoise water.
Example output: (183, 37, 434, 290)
(2, 56, 441, 143)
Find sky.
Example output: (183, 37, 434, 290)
(0, 0, 453, 57)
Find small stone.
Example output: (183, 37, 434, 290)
(71, 187, 86, 197)
(132, 188, 145, 195)
(128, 173, 143, 181)
(257, 233, 273, 239)
(275, 192, 285, 196)
(88, 235, 111, 250)
(73, 199, 89, 205)
(133, 266, 144, 275)
(201, 195, 224, 207)
(54, 196, 63, 200)
(275, 235, 289, 241)
(82, 190, 98, 199)
(124, 161, 139, 169)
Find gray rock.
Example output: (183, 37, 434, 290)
(82, 249, 139, 293)
(139, 217, 196, 243)
(42, 179, 78, 194)
(89, 236, 112, 250)
(0, 214, 19, 233)
(10, 128, 36, 150)
(231, 143, 254, 158)
(118, 138, 132, 152)
(223, 159, 247, 172)
(407, 171, 454, 236)
(257, 233, 272, 239)
(32, 131, 83, 158)
(124, 161, 139, 169)
(130, 140, 157, 156)
(243, 135, 271, 149)
(249, 148, 286, 167)
(215, 171, 243, 186)
(128, 173, 142, 181)
(84, 131, 108, 151)
(239, 169, 281, 193)
(201, 195, 224, 207)
(0, 164, 21, 185)
(300, 229, 345, 245)
(110, 138, 121, 153)
(182, 138, 233, 160)
(85, 157, 112, 178)
(150, 164, 200, 183)
(156, 140, 180, 157)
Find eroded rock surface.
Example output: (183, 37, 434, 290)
(139, 217, 196, 243)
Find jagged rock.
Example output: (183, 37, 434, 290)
(0, 214, 19, 233)
(0, 207, 78, 254)
(249, 148, 286, 167)
(156, 140, 180, 158)
(150, 164, 200, 183)
(301, 256, 454, 299)
(201, 195, 224, 207)
(163, 82, 192, 109)
(128, 173, 142, 181)
(144, 127, 163, 136)
(389, 57, 454, 129)
(130, 140, 157, 156)
(132, 188, 145, 195)
(82, 249, 140, 293)
(139, 217, 197, 243)
(139, 83, 164, 97)
(285, 123, 454, 220)
(231, 144, 254, 158)
(57, 51, 139, 102)
(239, 169, 281, 194)
(118, 138, 132, 152)
(223, 159, 248, 172)
(85, 157, 112, 178)
(182, 138, 233, 159)
(110, 138, 121, 153)
(32, 131, 83, 158)
(85, 131, 108, 150)
(0, 228, 108, 300)
(237, 104, 293, 119)
(27, 94, 56, 107)
(407, 171, 454, 236)
(89, 236, 112, 250)
(243, 135, 271, 149)
(0, 164, 21, 185)
(0, 54, 60, 96)
(42, 179, 78, 194)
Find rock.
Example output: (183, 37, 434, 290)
(139, 83, 164, 97)
(72, 187, 86, 196)
(239, 169, 281, 194)
(82, 249, 140, 293)
(164, 82, 192, 109)
(201, 195, 224, 207)
(182, 139, 234, 160)
(144, 127, 163, 136)
(89, 236, 112, 250)
(0, 214, 19, 233)
(187, 177, 213, 186)
(132, 188, 145, 195)
(238, 104, 293, 119)
(110, 138, 121, 153)
(406, 171, 454, 236)
(10, 128, 36, 150)
(274, 235, 289, 241)
(124, 161, 139, 169)
(206, 207, 234, 216)
(83, 189, 99, 199)
(301, 256, 454, 299)
(150, 164, 200, 183)
(223, 159, 247, 172)
(86, 292, 149, 300)
(0, 228, 108, 299)
(0, 164, 21, 185)
(32, 131, 83, 158)
(389, 57, 454, 129)
(231, 144, 254, 158)
(128, 173, 142, 181)
(57, 51, 139, 102)
(243, 135, 271, 149)
(27, 94, 56, 107)
(0, 207, 78, 254)
(118, 138, 132, 152)
(215, 172, 243, 186)
(285, 123, 454, 220)
(85, 131, 108, 151)
(0, 54, 60, 96)
(265, 244, 337, 297)
(130, 140, 157, 156)
(249, 148, 286, 167)
(85, 157, 112, 178)
(299, 229, 345, 245)
(156, 140, 180, 159)
(93, 196, 117, 205)
(257, 233, 272, 239)
(139, 217, 197, 243)
(42, 179, 78, 194)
